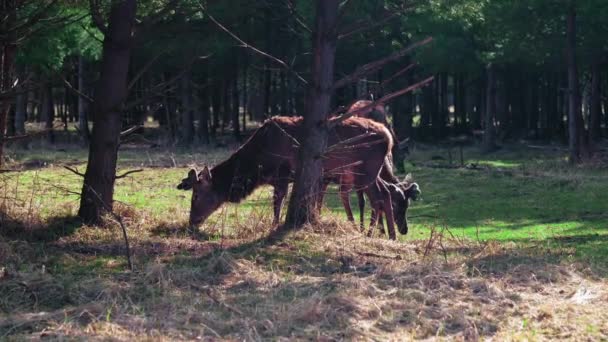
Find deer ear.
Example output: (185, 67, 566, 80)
(199, 166, 212, 183)
(187, 169, 198, 182)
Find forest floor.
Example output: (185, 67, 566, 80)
(1, 140, 608, 340)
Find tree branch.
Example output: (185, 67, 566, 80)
(64, 165, 85, 177)
(120, 125, 142, 138)
(377, 63, 416, 89)
(127, 51, 165, 92)
(332, 37, 432, 91)
(115, 169, 143, 179)
(339, 11, 402, 40)
(61, 74, 94, 103)
(328, 76, 434, 128)
(200, 3, 308, 85)
(88, 0, 108, 35)
(285, 0, 311, 34)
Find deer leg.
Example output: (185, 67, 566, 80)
(340, 183, 355, 222)
(367, 207, 379, 238)
(377, 212, 386, 236)
(356, 190, 365, 231)
(317, 179, 330, 214)
(365, 181, 396, 240)
(272, 179, 288, 225)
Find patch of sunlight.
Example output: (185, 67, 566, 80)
(475, 160, 521, 168)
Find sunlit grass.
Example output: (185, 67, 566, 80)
(2, 144, 608, 269)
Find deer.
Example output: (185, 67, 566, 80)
(320, 158, 420, 236)
(326, 100, 417, 235)
(176, 116, 406, 240)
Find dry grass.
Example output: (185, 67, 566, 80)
(1, 144, 608, 340)
(1, 209, 607, 340)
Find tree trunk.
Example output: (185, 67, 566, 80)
(197, 85, 210, 144)
(232, 65, 240, 141)
(483, 63, 497, 152)
(180, 70, 194, 145)
(78, 56, 90, 144)
(78, 0, 137, 224)
(211, 79, 220, 138)
(589, 58, 602, 143)
(285, 0, 339, 228)
(15, 75, 26, 135)
(566, 4, 583, 163)
(41, 81, 55, 144)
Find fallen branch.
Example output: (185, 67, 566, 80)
(1, 124, 63, 143)
(120, 125, 143, 138)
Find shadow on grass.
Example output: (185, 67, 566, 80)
(0, 213, 81, 242)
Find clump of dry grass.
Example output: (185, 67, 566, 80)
(1, 172, 607, 340)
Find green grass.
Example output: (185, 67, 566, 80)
(2, 143, 608, 272)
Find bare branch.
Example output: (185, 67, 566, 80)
(1, 124, 62, 142)
(328, 76, 434, 128)
(378, 63, 416, 89)
(339, 11, 402, 40)
(60, 75, 94, 104)
(64, 165, 85, 177)
(285, 0, 312, 34)
(115, 169, 143, 179)
(122, 57, 200, 110)
(89, 0, 108, 35)
(127, 51, 165, 91)
(120, 125, 142, 138)
(79, 23, 104, 44)
(137, 0, 179, 32)
(200, 3, 308, 85)
(332, 37, 432, 90)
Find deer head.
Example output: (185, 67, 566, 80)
(179, 167, 223, 226)
(389, 174, 422, 235)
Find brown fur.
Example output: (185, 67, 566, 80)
(181, 116, 402, 239)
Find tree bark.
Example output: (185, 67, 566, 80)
(41, 81, 55, 144)
(566, 4, 583, 163)
(78, 0, 137, 224)
(589, 58, 602, 143)
(15, 72, 26, 135)
(197, 85, 210, 144)
(483, 63, 497, 152)
(180, 70, 194, 145)
(78, 56, 90, 144)
(232, 63, 240, 141)
(284, 0, 339, 228)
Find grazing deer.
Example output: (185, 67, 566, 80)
(346, 100, 410, 154)
(177, 116, 404, 239)
(321, 161, 421, 236)
(334, 101, 416, 234)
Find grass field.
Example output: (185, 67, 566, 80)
(1, 141, 607, 340)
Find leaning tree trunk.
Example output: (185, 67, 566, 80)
(284, 0, 339, 228)
(483, 63, 497, 152)
(78, 0, 137, 223)
(566, 4, 583, 163)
